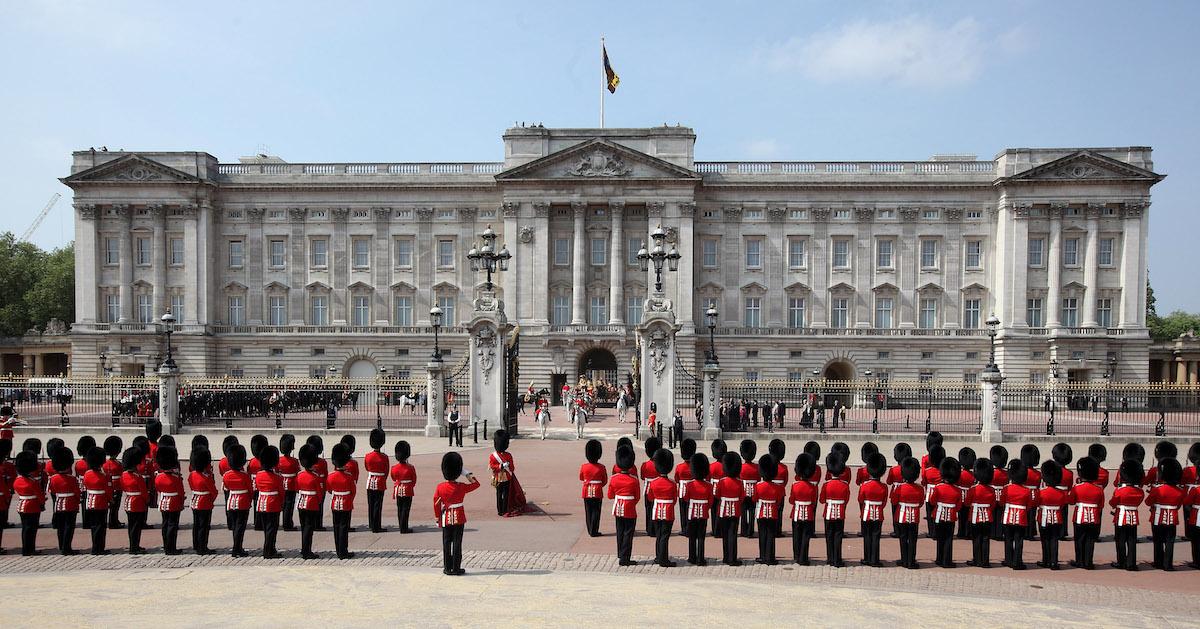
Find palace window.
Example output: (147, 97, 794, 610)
(590, 238, 607, 266)
(1061, 297, 1079, 328)
(228, 295, 245, 326)
(352, 295, 370, 326)
(787, 238, 806, 268)
(745, 238, 763, 269)
(436, 240, 455, 268)
(104, 238, 119, 265)
(228, 240, 244, 268)
(1063, 238, 1080, 266)
(788, 297, 806, 328)
(701, 239, 718, 268)
(310, 295, 329, 325)
(554, 239, 570, 266)
(1027, 298, 1043, 327)
(832, 239, 850, 269)
(551, 295, 569, 326)
(875, 297, 894, 329)
(1099, 238, 1115, 266)
(1097, 298, 1113, 328)
(394, 239, 413, 268)
(922, 208, 940, 220)
(310, 239, 328, 268)
(269, 240, 286, 268)
(269, 296, 287, 325)
(920, 239, 938, 268)
(876, 239, 893, 268)
(436, 295, 456, 326)
(919, 298, 938, 329)
(170, 294, 184, 319)
(628, 238, 642, 266)
(1028, 238, 1044, 267)
(589, 296, 607, 324)
(352, 238, 370, 268)
(965, 240, 982, 269)
(626, 295, 644, 325)
(170, 238, 184, 265)
(963, 298, 981, 329)
(393, 295, 413, 326)
(104, 294, 120, 322)
(137, 293, 153, 324)
(830, 297, 849, 329)
(135, 237, 151, 265)
(743, 296, 762, 328)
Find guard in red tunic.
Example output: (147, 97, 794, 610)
(1087, 444, 1111, 489)
(254, 445, 283, 558)
(1186, 455, 1200, 569)
(306, 435, 329, 532)
(673, 439, 696, 535)
(364, 429, 389, 533)
(1110, 458, 1145, 571)
(646, 449, 678, 567)
(738, 439, 759, 538)
(930, 458, 962, 568)
(789, 453, 818, 565)
(682, 452, 712, 565)
(708, 439, 727, 538)
(327, 443, 356, 559)
(119, 447, 148, 554)
(820, 453, 850, 567)
(80, 446, 110, 555)
(48, 446, 79, 555)
(639, 437, 662, 536)
(955, 448, 977, 540)
(340, 434, 360, 484)
(187, 447, 215, 555)
(858, 453, 888, 567)
(222, 444, 252, 557)
(434, 451, 481, 575)
(714, 451, 744, 566)
(886, 442, 911, 538)
(891, 457, 924, 569)
(295, 445, 324, 559)
(98, 437, 122, 532)
(965, 458, 995, 568)
(1146, 457, 1185, 570)
(1142, 440, 1176, 487)
(920, 432, 943, 472)
(247, 434, 268, 532)
(1067, 456, 1103, 569)
(999, 459, 1033, 570)
(608, 446, 640, 566)
(579, 439, 607, 537)
(1035, 461, 1067, 570)
(277, 434, 300, 532)
(828, 443, 852, 483)
(490, 430, 517, 518)
(23, 439, 43, 494)
(0, 439, 14, 544)
(1019, 445, 1042, 542)
(1050, 443, 1074, 528)
(390, 441, 416, 533)
(987, 445, 1010, 541)
(803, 442, 822, 483)
(921, 446, 945, 539)
(74, 436, 96, 491)
(768, 439, 788, 539)
(218, 436, 238, 531)
(153, 446, 184, 555)
(13, 451, 43, 556)
(753, 454, 784, 565)
(857, 442, 879, 486)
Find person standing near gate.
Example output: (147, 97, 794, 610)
(489, 430, 515, 516)
(671, 409, 684, 449)
(434, 452, 479, 576)
(364, 428, 388, 534)
(608, 446, 640, 566)
(446, 406, 463, 448)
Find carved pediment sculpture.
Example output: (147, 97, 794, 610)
(647, 328, 670, 382)
(44, 318, 69, 335)
(566, 149, 633, 177)
(518, 225, 534, 243)
(476, 326, 497, 385)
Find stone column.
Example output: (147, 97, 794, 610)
(701, 362, 722, 440)
(980, 368, 1003, 443)
(1082, 205, 1101, 327)
(898, 207, 918, 327)
(32, 354, 42, 376)
(1046, 204, 1064, 328)
(854, 207, 874, 328)
(637, 292, 680, 425)
(502, 203, 521, 322)
(571, 202, 587, 325)
(425, 360, 446, 437)
(531, 202, 551, 326)
(75, 204, 99, 324)
(1118, 201, 1146, 327)
(609, 201, 625, 325)
(331, 208, 349, 325)
(1178, 358, 1187, 385)
(416, 207, 434, 325)
(158, 362, 180, 434)
(810, 208, 830, 327)
(942, 208, 963, 328)
(677, 202, 696, 333)
(246, 208, 265, 323)
(1160, 360, 1171, 384)
(287, 208, 307, 324)
(117, 205, 133, 322)
(467, 292, 511, 430)
(373, 208, 392, 324)
(151, 206, 168, 321)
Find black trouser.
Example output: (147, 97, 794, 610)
(282, 491, 297, 530)
(1003, 524, 1025, 567)
(1114, 524, 1137, 569)
(956, 506, 971, 539)
(710, 502, 720, 538)
(775, 503, 785, 538)
(396, 496, 412, 531)
(299, 509, 318, 556)
(160, 510, 180, 554)
(718, 516, 739, 564)
(20, 512, 39, 555)
(316, 496, 326, 530)
(686, 519, 706, 563)
(757, 518, 778, 563)
(53, 510, 76, 554)
(228, 509, 248, 555)
(643, 495, 653, 535)
(1073, 522, 1099, 568)
(861, 519, 882, 565)
(1025, 509, 1039, 541)
(332, 509, 352, 558)
(448, 425, 462, 447)
(583, 498, 602, 536)
(253, 492, 262, 530)
(971, 522, 992, 566)
(678, 500, 688, 535)
(84, 508, 107, 554)
(825, 519, 844, 566)
(792, 519, 814, 564)
(1151, 523, 1176, 569)
(191, 509, 211, 554)
(653, 519, 672, 565)
(126, 510, 146, 552)
(990, 504, 1003, 540)
(260, 511, 280, 557)
(740, 498, 755, 537)
(896, 522, 918, 567)
(933, 521, 955, 566)
(615, 516, 636, 563)
(442, 523, 464, 572)
(496, 481, 510, 517)
(367, 490, 384, 532)
(107, 491, 122, 528)
(1038, 522, 1061, 567)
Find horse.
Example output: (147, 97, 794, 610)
(398, 393, 421, 414)
(535, 405, 550, 440)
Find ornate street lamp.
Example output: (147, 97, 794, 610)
(704, 306, 719, 365)
(636, 225, 681, 293)
(985, 313, 1000, 372)
(430, 305, 444, 362)
(328, 365, 338, 379)
(466, 225, 511, 292)
(159, 312, 177, 370)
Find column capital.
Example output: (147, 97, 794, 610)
(720, 205, 741, 221)
(944, 207, 963, 221)
(113, 204, 132, 221)
(647, 201, 665, 217)
(415, 207, 434, 222)
(76, 203, 98, 220)
(372, 207, 392, 221)
(1012, 202, 1032, 218)
(245, 207, 265, 222)
(288, 207, 307, 223)
(331, 207, 350, 222)
(854, 206, 876, 222)
(608, 200, 625, 215)
(1121, 200, 1147, 218)
(898, 206, 918, 222)
(533, 201, 550, 217)
(1084, 203, 1105, 219)
(1048, 202, 1068, 217)
(679, 201, 697, 217)
(502, 202, 520, 218)
(571, 201, 587, 217)
(458, 207, 478, 222)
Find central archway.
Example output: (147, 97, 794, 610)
(577, 347, 619, 406)
(822, 360, 855, 409)
(823, 360, 855, 381)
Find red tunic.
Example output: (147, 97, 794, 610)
(672, 462, 694, 499)
(921, 467, 942, 505)
(82, 469, 111, 511)
(607, 471, 641, 518)
(222, 470, 252, 511)
(858, 479, 888, 522)
(154, 471, 185, 512)
(682, 479, 713, 520)
(886, 464, 903, 488)
(313, 458, 329, 482)
(999, 484, 1034, 526)
(1110, 485, 1144, 526)
(753, 480, 785, 519)
(825, 468, 851, 483)
(1095, 467, 1110, 488)
(709, 460, 725, 485)
(433, 476, 481, 526)
(248, 458, 262, 490)
(49, 472, 80, 513)
(1145, 484, 1185, 526)
(490, 452, 515, 484)
(714, 476, 745, 518)
(277, 455, 300, 491)
(102, 459, 123, 494)
(1058, 468, 1074, 490)
(990, 468, 1010, 502)
(390, 462, 417, 499)
(255, 470, 284, 512)
(740, 462, 760, 501)
(327, 469, 356, 512)
(1035, 485, 1067, 525)
(930, 482, 962, 523)
(0, 472, 8, 511)
(579, 462, 608, 499)
(820, 479, 850, 520)
(639, 460, 659, 496)
(855, 466, 870, 486)
(1187, 486, 1200, 526)
(14, 475, 44, 514)
(890, 482, 924, 524)
(964, 484, 995, 524)
(364, 450, 389, 492)
(344, 459, 360, 484)
(1068, 482, 1105, 525)
(121, 471, 148, 512)
(789, 478, 817, 521)
(187, 470, 217, 511)
(296, 470, 324, 511)
(647, 476, 679, 521)
(218, 456, 231, 477)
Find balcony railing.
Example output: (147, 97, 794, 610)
(216, 162, 504, 177)
(693, 161, 995, 176)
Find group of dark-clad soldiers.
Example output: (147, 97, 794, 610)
(583, 434, 1200, 570)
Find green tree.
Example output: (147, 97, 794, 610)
(24, 244, 74, 329)
(1150, 310, 1200, 342)
(0, 233, 49, 336)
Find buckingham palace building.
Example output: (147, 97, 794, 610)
(62, 125, 1162, 388)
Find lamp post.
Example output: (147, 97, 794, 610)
(704, 306, 719, 365)
(1048, 358, 1060, 435)
(100, 352, 116, 427)
(865, 369, 878, 434)
(636, 225, 681, 293)
(985, 313, 1000, 372)
(159, 312, 177, 370)
(466, 225, 511, 292)
(376, 365, 387, 428)
(430, 306, 443, 362)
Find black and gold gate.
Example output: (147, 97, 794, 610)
(503, 326, 520, 435)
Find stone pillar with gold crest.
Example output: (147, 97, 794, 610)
(637, 292, 679, 430)
(468, 291, 511, 430)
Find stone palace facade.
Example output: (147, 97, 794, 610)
(62, 126, 1162, 389)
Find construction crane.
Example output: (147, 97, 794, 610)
(19, 193, 61, 242)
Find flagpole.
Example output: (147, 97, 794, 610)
(600, 36, 605, 129)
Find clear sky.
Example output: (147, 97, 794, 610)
(2, 1, 1197, 310)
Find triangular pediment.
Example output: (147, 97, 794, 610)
(389, 281, 416, 292)
(347, 281, 374, 292)
(495, 139, 700, 182)
(305, 281, 331, 291)
(872, 282, 899, 292)
(1003, 151, 1163, 183)
(263, 281, 290, 292)
(223, 281, 248, 292)
(431, 281, 459, 293)
(918, 282, 943, 293)
(740, 281, 768, 294)
(697, 281, 724, 293)
(960, 282, 988, 292)
(829, 282, 856, 293)
(1063, 281, 1087, 291)
(784, 281, 811, 293)
(61, 154, 203, 185)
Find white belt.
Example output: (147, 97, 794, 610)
(124, 492, 144, 496)
(279, 473, 297, 478)
(298, 490, 318, 496)
(228, 490, 249, 495)
(587, 480, 604, 484)
(689, 500, 707, 508)
(654, 499, 674, 505)
(1153, 505, 1175, 520)
(159, 492, 179, 497)
(615, 494, 635, 500)
(368, 472, 386, 477)
(17, 494, 37, 500)
(971, 504, 990, 518)
(397, 479, 414, 483)
(331, 491, 352, 496)
(86, 489, 107, 495)
(192, 491, 213, 495)
(899, 502, 918, 508)
(827, 500, 846, 505)
(720, 497, 740, 503)
(259, 491, 279, 496)
(446, 502, 463, 508)
(864, 500, 883, 507)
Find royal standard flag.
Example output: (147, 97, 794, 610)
(603, 44, 619, 93)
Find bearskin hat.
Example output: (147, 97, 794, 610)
(973, 458, 994, 486)
(653, 449, 674, 477)
(494, 430, 511, 453)
(22, 437, 41, 456)
(14, 450, 38, 476)
(939, 457, 961, 486)
(51, 445, 73, 473)
(794, 453, 816, 481)
(1040, 460, 1062, 488)
(340, 434, 356, 454)
(76, 436, 96, 459)
(441, 451, 464, 481)
(1122, 442, 1145, 463)
(258, 445, 280, 471)
(369, 428, 386, 450)
(680, 438, 697, 460)
(298, 444, 317, 471)
(306, 435, 324, 455)
(103, 435, 123, 458)
(722, 452, 743, 479)
(1159, 458, 1183, 486)
(1051, 443, 1072, 467)
(804, 441, 822, 461)
(585, 439, 603, 464)
(866, 452, 887, 480)
(769, 439, 786, 463)
(330, 443, 351, 468)
(131, 435, 149, 457)
(191, 435, 209, 452)
(85, 446, 106, 472)
(1076, 456, 1100, 483)
(739, 439, 757, 463)
(145, 420, 163, 442)
(226, 444, 247, 472)
(1020, 444, 1041, 468)
(690, 453, 710, 481)
(250, 434, 269, 458)
(190, 447, 211, 474)
(394, 440, 411, 462)
(925, 431, 944, 450)
(615, 446, 635, 472)
(958, 447, 977, 471)
(121, 447, 143, 471)
(1087, 443, 1107, 463)
(644, 436, 661, 458)
(758, 455, 778, 484)
(900, 457, 920, 483)
(155, 446, 179, 472)
(1153, 440, 1177, 461)
(1189, 442, 1200, 467)
(893, 442, 912, 465)
(1119, 459, 1144, 486)
(826, 452, 846, 478)
(46, 438, 65, 460)
(711, 439, 727, 459)
(279, 434, 296, 456)
(1007, 459, 1028, 486)
(617, 437, 633, 453)
(861, 442, 879, 464)
(221, 435, 239, 457)
(927, 445, 945, 469)
(832, 442, 850, 462)
(988, 445, 1009, 468)
(159, 435, 176, 449)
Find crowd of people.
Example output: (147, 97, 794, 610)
(583, 434, 1200, 570)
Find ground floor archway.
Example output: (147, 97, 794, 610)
(576, 347, 620, 406)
